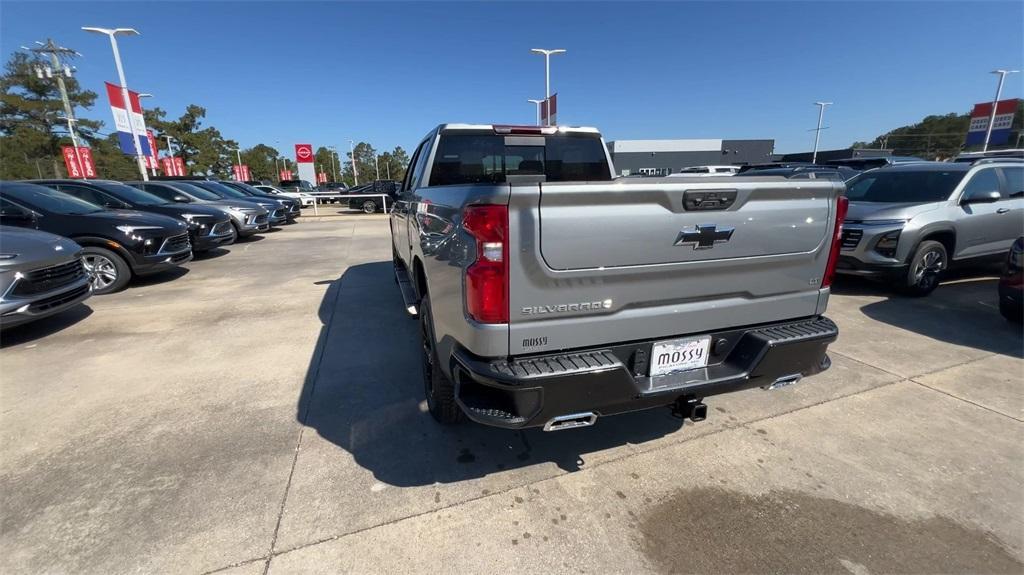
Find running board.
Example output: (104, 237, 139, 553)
(394, 264, 419, 317)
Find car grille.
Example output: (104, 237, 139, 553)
(841, 228, 863, 250)
(28, 283, 90, 312)
(272, 209, 285, 219)
(210, 221, 233, 236)
(10, 259, 86, 297)
(159, 233, 191, 254)
(255, 214, 269, 225)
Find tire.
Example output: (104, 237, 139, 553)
(81, 246, 130, 295)
(362, 200, 377, 214)
(900, 240, 947, 296)
(1000, 299, 1023, 323)
(419, 295, 464, 424)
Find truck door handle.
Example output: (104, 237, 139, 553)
(997, 207, 1010, 214)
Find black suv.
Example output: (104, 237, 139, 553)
(0, 182, 191, 294)
(31, 179, 235, 252)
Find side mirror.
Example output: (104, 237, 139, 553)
(962, 190, 1001, 204)
(172, 195, 190, 203)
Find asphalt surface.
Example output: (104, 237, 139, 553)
(1, 215, 1021, 574)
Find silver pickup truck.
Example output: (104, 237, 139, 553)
(391, 124, 844, 431)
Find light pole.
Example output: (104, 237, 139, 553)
(530, 48, 565, 126)
(235, 148, 244, 180)
(527, 99, 544, 126)
(349, 139, 359, 186)
(374, 154, 380, 180)
(811, 101, 832, 164)
(82, 26, 147, 181)
(982, 69, 1019, 152)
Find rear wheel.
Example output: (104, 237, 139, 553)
(81, 246, 130, 295)
(900, 240, 947, 296)
(420, 295, 464, 424)
(361, 200, 377, 214)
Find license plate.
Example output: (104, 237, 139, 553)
(649, 335, 712, 377)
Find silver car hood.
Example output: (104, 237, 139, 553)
(0, 227, 82, 272)
(845, 201, 942, 223)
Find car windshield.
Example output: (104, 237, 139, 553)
(166, 181, 222, 201)
(845, 169, 967, 203)
(93, 181, 170, 206)
(190, 180, 248, 198)
(2, 183, 105, 215)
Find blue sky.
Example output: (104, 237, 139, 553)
(3, 1, 1022, 154)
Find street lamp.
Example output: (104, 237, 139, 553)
(527, 99, 544, 126)
(811, 101, 832, 164)
(82, 26, 148, 181)
(982, 69, 1020, 152)
(530, 48, 566, 126)
(349, 139, 359, 186)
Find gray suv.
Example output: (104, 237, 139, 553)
(838, 160, 1023, 295)
(0, 226, 92, 328)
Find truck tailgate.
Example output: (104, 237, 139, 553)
(507, 178, 840, 355)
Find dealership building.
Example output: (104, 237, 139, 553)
(606, 139, 776, 176)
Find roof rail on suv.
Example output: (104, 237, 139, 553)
(970, 157, 1024, 166)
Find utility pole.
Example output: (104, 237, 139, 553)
(528, 99, 544, 126)
(811, 101, 832, 164)
(982, 69, 1019, 152)
(328, 145, 338, 181)
(24, 39, 85, 175)
(349, 140, 359, 186)
(374, 154, 380, 180)
(530, 48, 566, 126)
(83, 27, 148, 181)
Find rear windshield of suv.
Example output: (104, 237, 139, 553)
(428, 133, 612, 186)
(845, 169, 967, 203)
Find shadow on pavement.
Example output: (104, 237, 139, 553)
(856, 276, 1022, 358)
(0, 303, 93, 348)
(129, 266, 189, 288)
(298, 261, 685, 487)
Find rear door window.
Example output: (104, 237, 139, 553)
(428, 133, 611, 186)
(999, 167, 1023, 198)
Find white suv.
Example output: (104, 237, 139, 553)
(254, 185, 315, 207)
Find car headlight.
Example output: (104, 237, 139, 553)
(0, 253, 17, 260)
(115, 225, 162, 234)
(874, 230, 901, 258)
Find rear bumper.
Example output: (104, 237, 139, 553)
(450, 316, 838, 429)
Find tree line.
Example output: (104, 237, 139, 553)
(0, 50, 408, 185)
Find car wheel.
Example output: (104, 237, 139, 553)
(81, 246, 130, 295)
(900, 240, 947, 296)
(1000, 298, 1023, 323)
(362, 200, 377, 214)
(420, 295, 464, 424)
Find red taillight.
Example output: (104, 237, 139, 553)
(822, 195, 849, 288)
(463, 205, 508, 323)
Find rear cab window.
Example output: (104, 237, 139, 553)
(427, 131, 612, 187)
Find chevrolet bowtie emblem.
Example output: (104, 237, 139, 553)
(674, 224, 735, 250)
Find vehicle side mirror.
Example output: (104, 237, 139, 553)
(172, 195, 190, 203)
(962, 190, 1001, 204)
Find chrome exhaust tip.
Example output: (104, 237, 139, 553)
(764, 373, 803, 391)
(543, 412, 598, 432)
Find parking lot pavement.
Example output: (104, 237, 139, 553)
(1, 216, 1021, 574)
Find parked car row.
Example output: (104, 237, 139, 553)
(0, 177, 307, 329)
